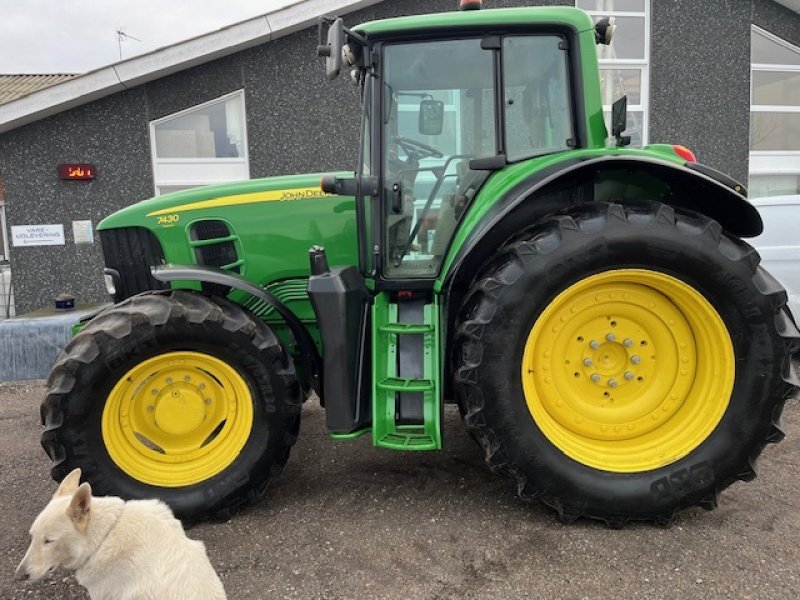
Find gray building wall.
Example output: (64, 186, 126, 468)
(1, 0, 798, 314)
(650, 0, 800, 185)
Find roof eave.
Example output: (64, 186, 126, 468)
(0, 0, 381, 135)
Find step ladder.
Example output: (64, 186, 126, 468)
(372, 292, 441, 450)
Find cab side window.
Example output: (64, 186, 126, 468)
(503, 36, 573, 161)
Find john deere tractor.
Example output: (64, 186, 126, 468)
(41, 3, 799, 527)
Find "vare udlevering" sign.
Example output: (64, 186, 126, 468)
(11, 224, 65, 247)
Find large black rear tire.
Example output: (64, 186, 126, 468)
(41, 290, 301, 521)
(452, 202, 799, 526)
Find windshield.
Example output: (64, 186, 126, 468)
(382, 38, 496, 278)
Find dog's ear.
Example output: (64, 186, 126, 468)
(54, 468, 82, 497)
(68, 482, 92, 532)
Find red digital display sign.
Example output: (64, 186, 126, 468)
(58, 164, 96, 180)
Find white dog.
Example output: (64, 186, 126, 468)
(15, 468, 227, 600)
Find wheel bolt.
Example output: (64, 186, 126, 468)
(199, 383, 206, 390)
(151, 389, 158, 396)
(166, 377, 173, 384)
(583, 358, 593, 367)
(624, 371, 634, 381)
(608, 379, 618, 388)
(606, 333, 616, 342)
(589, 340, 600, 350)
(147, 405, 155, 412)
(631, 355, 641, 365)
(590, 374, 601, 383)
(623, 338, 633, 348)
(184, 375, 191, 382)
(204, 398, 212, 405)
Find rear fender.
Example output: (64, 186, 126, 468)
(447, 155, 760, 288)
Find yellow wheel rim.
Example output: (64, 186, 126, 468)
(521, 269, 734, 473)
(102, 351, 254, 487)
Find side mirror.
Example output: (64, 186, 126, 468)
(418, 99, 445, 136)
(317, 18, 344, 80)
(611, 95, 631, 147)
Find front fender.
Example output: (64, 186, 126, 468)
(151, 264, 322, 398)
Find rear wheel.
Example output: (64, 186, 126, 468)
(453, 202, 799, 526)
(41, 290, 301, 521)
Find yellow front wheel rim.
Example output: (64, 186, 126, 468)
(521, 269, 735, 473)
(102, 351, 254, 487)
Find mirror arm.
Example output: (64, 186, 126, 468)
(317, 15, 336, 54)
(343, 26, 367, 46)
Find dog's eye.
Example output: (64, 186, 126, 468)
(44, 539, 54, 545)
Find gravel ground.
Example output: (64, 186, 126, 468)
(1, 369, 799, 600)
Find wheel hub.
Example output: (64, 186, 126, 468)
(154, 386, 206, 436)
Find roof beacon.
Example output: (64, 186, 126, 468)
(460, 0, 483, 10)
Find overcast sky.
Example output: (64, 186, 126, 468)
(0, 0, 297, 74)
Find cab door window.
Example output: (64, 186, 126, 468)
(382, 38, 496, 278)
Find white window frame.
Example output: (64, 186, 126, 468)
(749, 25, 800, 196)
(577, 0, 650, 145)
(149, 90, 250, 196)
(0, 201, 8, 262)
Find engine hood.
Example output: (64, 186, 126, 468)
(98, 172, 350, 230)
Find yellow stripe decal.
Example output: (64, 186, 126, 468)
(146, 187, 330, 217)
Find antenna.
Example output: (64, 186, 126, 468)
(116, 27, 141, 61)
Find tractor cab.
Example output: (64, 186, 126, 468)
(317, 5, 606, 285)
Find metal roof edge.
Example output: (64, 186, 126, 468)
(0, 0, 382, 135)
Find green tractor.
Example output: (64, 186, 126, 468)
(42, 3, 798, 527)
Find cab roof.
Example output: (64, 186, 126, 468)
(353, 6, 595, 40)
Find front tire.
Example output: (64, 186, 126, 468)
(41, 290, 301, 521)
(453, 202, 799, 526)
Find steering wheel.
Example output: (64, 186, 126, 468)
(393, 136, 444, 160)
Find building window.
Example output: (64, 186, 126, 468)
(750, 26, 800, 199)
(149, 90, 249, 196)
(576, 0, 650, 146)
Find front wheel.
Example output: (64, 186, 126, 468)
(41, 290, 301, 521)
(453, 202, 799, 526)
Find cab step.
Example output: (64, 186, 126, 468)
(372, 292, 441, 451)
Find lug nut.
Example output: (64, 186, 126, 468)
(631, 355, 641, 365)
(184, 375, 191, 382)
(199, 383, 206, 390)
(583, 358, 593, 367)
(623, 338, 633, 348)
(589, 340, 600, 350)
(624, 371, 634, 381)
(590, 374, 601, 383)
(204, 398, 212, 405)
(606, 333, 616, 342)
(166, 377, 173, 384)
(151, 389, 158, 396)
(608, 379, 618, 388)
(147, 405, 155, 412)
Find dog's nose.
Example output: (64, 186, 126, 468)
(14, 566, 30, 581)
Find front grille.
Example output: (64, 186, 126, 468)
(100, 227, 167, 302)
